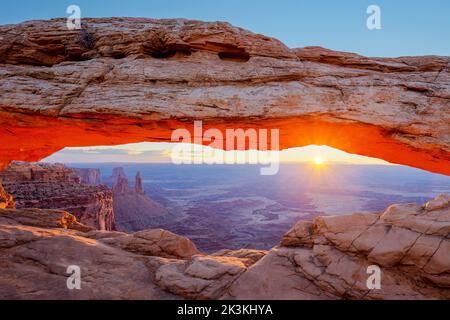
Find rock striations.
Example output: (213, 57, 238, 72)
(227, 194, 450, 299)
(0, 18, 449, 175)
(0, 194, 448, 300)
(0, 161, 115, 230)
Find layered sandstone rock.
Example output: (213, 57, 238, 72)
(0, 195, 448, 300)
(0, 18, 448, 175)
(0, 161, 115, 230)
(227, 194, 450, 300)
(0, 207, 249, 299)
(1, 161, 81, 183)
(0, 208, 176, 300)
(112, 173, 129, 194)
(109, 168, 168, 232)
(93, 229, 201, 259)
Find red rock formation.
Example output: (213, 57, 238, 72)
(134, 171, 144, 195)
(109, 167, 167, 232)
(0, 161, 115, 230)
(0, 194, 448, 299)
(112, 174, 129, 195)
(227, 194, 450, 299)
(0, 18, 448, 175)
(106, 167, 127, 185)
(1, 161, 81, 183)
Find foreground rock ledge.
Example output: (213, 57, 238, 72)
(0, 194, 448, 299)
(0, 18, 449, 175)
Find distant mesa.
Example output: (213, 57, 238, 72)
(105, 167, 127, 185)
(73, 168, 103, 186)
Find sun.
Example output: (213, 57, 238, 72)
(314, 156, 324, 165)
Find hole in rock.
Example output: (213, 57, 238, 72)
(218, 51, 250, 62)
(144, 41, 193, 59)
(148, 50, 177, 59)
(3, 143, 449, 254)
(148, 48, 192, 59)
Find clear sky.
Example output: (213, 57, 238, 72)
(1, 0, 449, 57)
(4, 1, 447, 165)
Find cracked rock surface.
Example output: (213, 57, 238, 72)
(227, 194, 450, 299)
(0, 194, 448, 299)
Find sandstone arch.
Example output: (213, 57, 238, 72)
(0, 18, 449, 174)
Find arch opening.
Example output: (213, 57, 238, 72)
(2, 141, 448, 253)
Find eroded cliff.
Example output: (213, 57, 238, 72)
(0, 161, 115, 230)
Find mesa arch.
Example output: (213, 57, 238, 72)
(0, 18, 449, 174)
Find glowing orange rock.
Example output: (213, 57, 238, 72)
(0, 18, 448, 175)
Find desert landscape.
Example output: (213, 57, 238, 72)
(0, 163, 449, 299)
(0, 3, 449, 302)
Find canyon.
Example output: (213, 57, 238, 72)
(0, 162, 168, 233)
(0, 161, 115, 230)
(0, 18, 449, 175)
(0, 17, 448, 300)
(0, 194, 448, 299)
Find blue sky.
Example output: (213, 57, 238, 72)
(1, 0, 449, 57)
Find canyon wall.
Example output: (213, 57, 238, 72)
(0, 18, 448, 175)
(0, 194, 448, 299)
(0, 161, 115, 230)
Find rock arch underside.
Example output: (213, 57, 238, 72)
(0, 18, 449, 300)
(0, 18, 449, 174)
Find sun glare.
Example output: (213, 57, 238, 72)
(314, 156, 324, 165)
